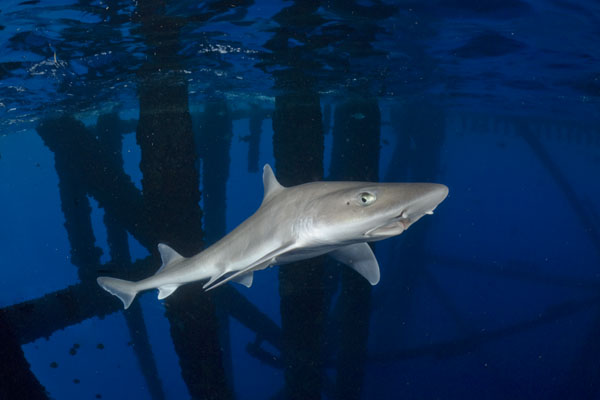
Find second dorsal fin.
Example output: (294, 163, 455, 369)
(262, 164, 285, 204)
(156, 243, 184, 274)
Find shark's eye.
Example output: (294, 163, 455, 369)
(358, 192, 376, 206)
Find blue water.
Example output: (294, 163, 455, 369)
(1, 1, 600, 399)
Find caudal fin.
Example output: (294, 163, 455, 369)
(97, 277, 138, 309)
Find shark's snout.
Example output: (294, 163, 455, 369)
(413, 183, 448, 213)
(404, 183, 448, 226)
(432, 184, 449, 205)
(366, 183, 448, 239)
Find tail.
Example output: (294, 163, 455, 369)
(97, 277, 138, 309)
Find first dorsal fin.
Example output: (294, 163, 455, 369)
(262, 164, 285, 204)
(156, 243, 184, 274)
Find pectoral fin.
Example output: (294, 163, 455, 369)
(204, 242, 297, 291)
(329, 243, 380, 285)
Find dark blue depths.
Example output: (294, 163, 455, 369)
(0, 0, 599, 399)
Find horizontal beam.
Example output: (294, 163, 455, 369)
(2, 258, 282, 351)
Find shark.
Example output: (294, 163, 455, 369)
(97, 164, 448, 309)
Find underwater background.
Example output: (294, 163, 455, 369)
(1, 0, 600, 399)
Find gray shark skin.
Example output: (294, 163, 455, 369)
(97, 164, 448, 309)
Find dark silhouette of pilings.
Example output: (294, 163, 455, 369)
(328, 96, 381, 400)
(263, 0, 334, 396)
(193, 98, 235, 387)
(38, 116, 103, 280)
(245, 104, 269, 173)
(37, 116, 154, 250)
(136, 73, 231, 399)
(329, 97, 380, 180)
(21, 103, 285, 399)
(1, 262, 283, 398)
(195, 100, 232, 245)
(124, 303, 166, 400)
(135, 1, 230, 396)
(2, 267, 282, 353)
(96, 111, 136, 264)
(0, 312, 49, 399)
(96, 112, 166, 400)
(273, 89, 326, 400)
(273, 91, 325, 185)
(135, 75, 203, 253)
(3, 258, 155, 344)
(38, 113, 166, 400)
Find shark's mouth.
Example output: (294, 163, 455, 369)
(364, 208, 435, 239)
(365, 216, 408, 239)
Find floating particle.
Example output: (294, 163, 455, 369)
(49, 361, 58, 368)
(69, 348, 77, 356)
(95, 394, 102, 399)
(73, 343, 80, 349)
(73, 378, 80, 384)
(96, 343, 105, 350)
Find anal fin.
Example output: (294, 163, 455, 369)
(232, 272, 253, 288)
